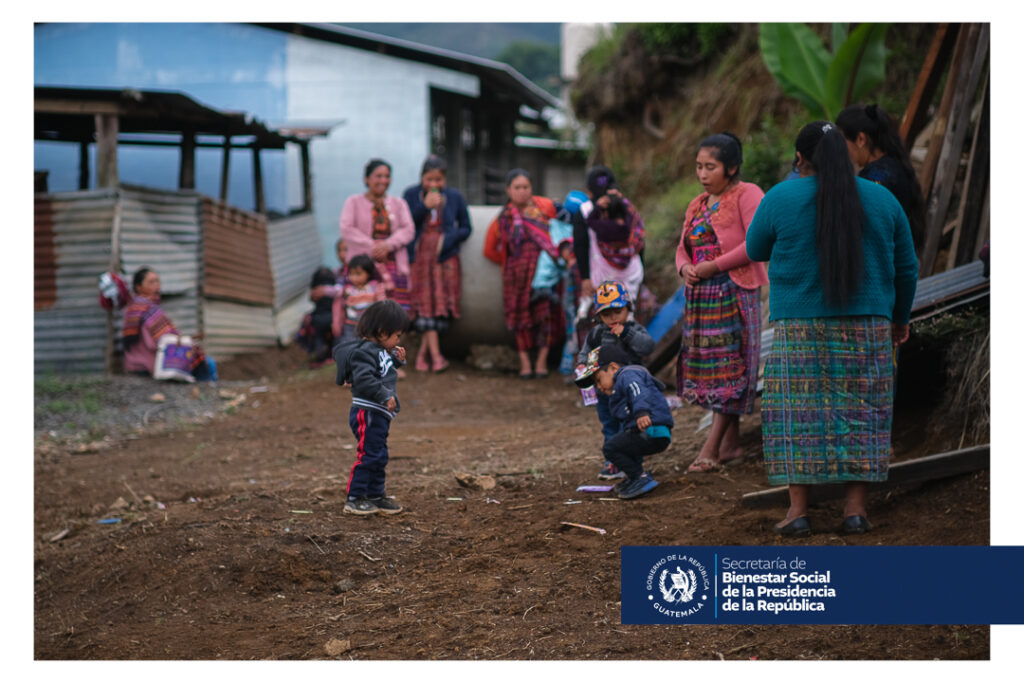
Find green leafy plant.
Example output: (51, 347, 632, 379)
(759, 22, 890, 120)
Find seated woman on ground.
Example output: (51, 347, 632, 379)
(122, 266, 216, 381)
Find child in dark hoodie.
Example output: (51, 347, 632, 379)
(576, 344, 673, 500)
(333, 299, 409, 516)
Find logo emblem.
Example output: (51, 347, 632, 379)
(378, 350, 394, 376)
(645, 553, 710, 619)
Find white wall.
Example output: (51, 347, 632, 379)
(283, 34, 481, 264)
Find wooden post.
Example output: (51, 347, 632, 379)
(94, 113, 119, 189)
(220, 136, 231, 202)
(300, 140, 312, 213)
(947, 73, 990, 270)
(920, 23, 989, 277)
(179, 129, 196, 190)
(253, 144, 266, 215)
(900, 23, 958, 147)
(918, 25, 969, 198)
(78, 141, 90, 190)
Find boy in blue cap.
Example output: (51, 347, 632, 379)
(575, 281, 655, 479)
(576, 344, 673, 499)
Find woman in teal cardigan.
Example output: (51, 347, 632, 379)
(746, 121, 918, 537)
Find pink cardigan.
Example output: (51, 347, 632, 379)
(339, 194, 416, 277)
(675, 180, 768, 290)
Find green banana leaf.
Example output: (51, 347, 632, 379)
(823, 23, 891, 119)
(759, 23, 830, 118)
(831, 23, 849, 55)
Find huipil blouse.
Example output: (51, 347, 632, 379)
(674, 180, 768, 290)
(339, 194, 416, 279)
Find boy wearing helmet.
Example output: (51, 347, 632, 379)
(575, 280, 656, 479)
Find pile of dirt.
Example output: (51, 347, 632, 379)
(34, 344, 989, 660)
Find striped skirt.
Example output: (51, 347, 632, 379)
(676, 273, 761, 415)
(762, 317, 894, 485)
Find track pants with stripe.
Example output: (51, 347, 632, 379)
(347, 407, 391, 499)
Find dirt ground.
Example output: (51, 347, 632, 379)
(33, 343, 991, 661)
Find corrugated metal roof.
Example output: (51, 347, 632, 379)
(910, 260, 988, 314)
(267, 212, 322, 309)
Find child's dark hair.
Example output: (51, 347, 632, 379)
(795, 120, 864, 308)
(346, 253, 378, 281)
(698, 132, 743, 180)
(310, 266, 337, 288)
(356, 299, 409, 341)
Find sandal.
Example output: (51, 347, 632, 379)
(432, 358, 450, 373)
(415, 356, 430, 372)
(686, 458, 720, 473)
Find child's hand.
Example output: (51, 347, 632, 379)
(637, 415, 652, 430)
(385, 396, 397, 411)
(609, 322, 625, 336)
(393, 346, 406, 362)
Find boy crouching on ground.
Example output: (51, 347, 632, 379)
(576, 345, 674, 499)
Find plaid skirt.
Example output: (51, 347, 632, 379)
(409, 223, 461, 321)
(762, 317, 894, 485)
(676, 274, 761, 415)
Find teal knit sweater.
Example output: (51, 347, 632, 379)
(746, 176, 918, 324)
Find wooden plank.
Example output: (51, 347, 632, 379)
(950, 74, 990, 269)
(920, 23, 989, 277)
(94, 113, 119, 189)
(220, 137, 231, 202)
(179, 130, 196, 190)
(900, 23, 959, 147)
(253, 145, 265, 215)
(740, 444, 989, 509)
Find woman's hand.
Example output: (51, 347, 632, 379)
(581, 278, 596, 300)
(693, 260, 719, 280)
(680, 264, 700, 286)
(891, 323, 910, 347)
(371, 240, 390, 261)
(424, 189, 443, 210)
(310, 285, 329, 302)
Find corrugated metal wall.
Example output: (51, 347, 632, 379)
(201, 198, 274, 306)
(35, 185, 322, 374)
(118, 185, 202, 338)
(34, 189, 119, 374)
(267, 212, 322, 309)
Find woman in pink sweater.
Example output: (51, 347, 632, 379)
(675, 132, 768, 472)
(339, 159, 416, 312)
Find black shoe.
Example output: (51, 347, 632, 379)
(617, 473, 659, 500)
(371, 496, 403, 515)
(839, 515, 872, 534)
(773, 517, 811, 537)
(613, 471, 650, 494)
(343, 498, 379, 516)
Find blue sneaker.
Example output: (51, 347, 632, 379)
(598, 461, 627, 480)
(617, 473, 659, 500)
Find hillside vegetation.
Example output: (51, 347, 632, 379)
(570, 23, 935, 298)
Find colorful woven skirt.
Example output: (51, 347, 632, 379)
(676, 274, 761, 415)
(761, 317, 894, 485)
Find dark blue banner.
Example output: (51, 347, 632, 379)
(621, 546, 1024, 625)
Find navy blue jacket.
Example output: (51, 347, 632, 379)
(608, 365, 674, 431)
(333, 338, 404, 419)
(402, 185, 472, 264)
